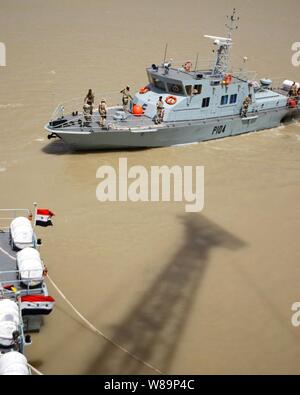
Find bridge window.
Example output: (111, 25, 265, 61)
(153, 77, 166, 92)
(193, 85, 202, 95)
(230, 94, 237, 104)
(202, 97, 210, 108)
(221, 95, 229, 105)
(167, 82, 184, 95)
(185, 84, 202, 96)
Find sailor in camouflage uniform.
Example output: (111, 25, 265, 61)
(98, 99, 107, 128)
(155, 96, 164, 124)
(120, 86, 133, 112)
(241, 95, 252, 118)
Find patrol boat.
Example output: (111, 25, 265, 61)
(45, 10, 300, 151)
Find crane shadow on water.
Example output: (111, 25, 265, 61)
(84, 214, 245, 375)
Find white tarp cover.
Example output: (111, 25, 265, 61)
(0, 351, 29, 375)
(0, 300, 20, 346)
(10, 217, 34, 247)
(17, 247, 43, 283)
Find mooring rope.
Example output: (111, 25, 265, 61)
(27, 363, 43, 375)
(46, 274, 163, 374)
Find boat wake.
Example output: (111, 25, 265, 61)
(172, 142, 199, 148)
(0, 103, 23, 110)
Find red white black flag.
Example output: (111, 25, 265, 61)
(35, 209, 55, 227)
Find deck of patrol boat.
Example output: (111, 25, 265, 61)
(48, 106, 158, 133)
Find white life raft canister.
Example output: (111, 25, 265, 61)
(0, 351, 29, 375)
(0, 300, 20, 347)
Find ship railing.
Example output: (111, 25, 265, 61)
(164, 59, 214, 71)
(49, 108, 120, 129)
(0, 209, 30, 231)
(231, 70, 258, 83)
(49, 95, 119, 121)
(0, 269, 46, 299)
(49, 88, 143, 121)
(232, 73, 288, 90)
(268, 77, 290, 90)
(49, 105, 153, 131)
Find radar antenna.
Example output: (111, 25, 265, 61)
(204, 9, 239, 77)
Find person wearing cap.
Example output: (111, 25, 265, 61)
(98, 99, 107, 128)
(120, 86, 133, 112)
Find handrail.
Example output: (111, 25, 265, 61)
(49, 106, 152, 132)
(0, 273, 45, 299)
(48, 87, 142, 121)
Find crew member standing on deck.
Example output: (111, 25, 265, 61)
(98, 99, 107, 128)
(84, 89, 95, 115)
(120, 86, 133, 112)
(241, 95, 252, 118)
(156, 96, 164, 124)
(288, 82, 298, 97)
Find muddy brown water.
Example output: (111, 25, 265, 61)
(0, 0, 300, 374)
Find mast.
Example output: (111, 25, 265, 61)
(226, 8, 239, 40)
(204, 9, 239, 77)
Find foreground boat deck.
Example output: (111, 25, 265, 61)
(0, 230, 47, 298)
(0, 230, 17, 287)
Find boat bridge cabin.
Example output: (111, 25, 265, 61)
(133, 64, 253, 122)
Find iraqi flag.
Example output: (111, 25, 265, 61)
(35, 209, 55, 227)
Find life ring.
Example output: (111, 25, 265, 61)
(184, 61, 192, 72)
(165, 96, 177, 105)
(139, 86, 149, 94)
(223, 74, 232, 85)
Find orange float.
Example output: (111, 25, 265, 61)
(288, 98, 297, 108)
(222, 74, 233, 85)
(139, 86, 150, 94)
(132, 104, 144, 116)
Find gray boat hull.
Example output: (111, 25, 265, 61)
(46, 107, 289, 150)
